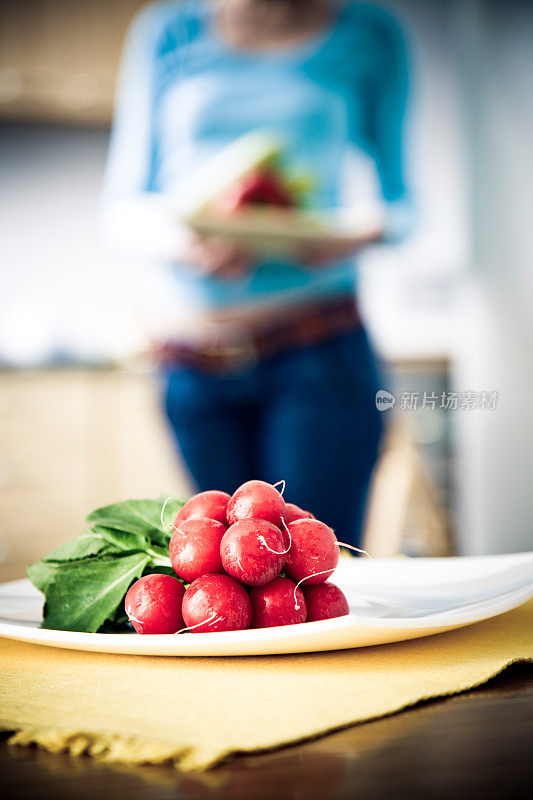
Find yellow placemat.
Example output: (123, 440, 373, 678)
(1, 600, 532, 771)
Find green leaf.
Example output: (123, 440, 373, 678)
(25, 495, 186, 633)
(91, 524, 150, 553)
(40, 530, 113, 563)
(26, 560, 56, 594)
(87, 496, 185, 547)
(40, 552, 150, 633)
(91, 525, 172, 569)
(26, 527, 137, 594)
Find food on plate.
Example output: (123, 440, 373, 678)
(26, 497, 184, 634)
(303, 582, 350, 622)
(250, 577, 307, 628)
(27, 481, 352, 635)
(226, 478, 287, 528)
(182, 573, 252, 633)
(176, 129, 307, 220)
(169, 516, 227, 583)
(217, 167, 295, 212)
(174, 489, 231, 526)
(220, 518, 288, 587)
(124, 573, 185, 634)
(174, 129, 353, 256)
(282, 502, 314, 524)
(285, 519, 339, 585)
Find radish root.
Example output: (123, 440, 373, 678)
(160, 496, 175, 530)
(336, 541, 372, 558)
(280, 516, 292, 551)
(292, 569, 335, 610)
(125, 608, 143, 626)
(176, 611, 222, 634)
(257, 516, 292, 556)
(292, 543, 372, 610)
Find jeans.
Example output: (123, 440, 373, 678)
(162, 327, 383, 547)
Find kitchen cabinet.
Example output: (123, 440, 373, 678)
(0, 0, 144, 124)
(0, 369, 191, 581)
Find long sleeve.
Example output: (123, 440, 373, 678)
(348, 7, 414, 243)
(101, 4, 186, 260)
(374, 12, 414, 243)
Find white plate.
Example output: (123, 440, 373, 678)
(1, 553, 532, 657)
(185, 206, 384, 257)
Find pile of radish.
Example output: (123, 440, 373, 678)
(125, 480, 350, 635)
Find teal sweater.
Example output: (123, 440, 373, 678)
(104, 1, 412, 308)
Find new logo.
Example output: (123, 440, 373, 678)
(375, 390, 396, 411)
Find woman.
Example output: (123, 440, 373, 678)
(102, 0, 411, 546)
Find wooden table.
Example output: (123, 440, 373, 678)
(2, 662, 531, 800)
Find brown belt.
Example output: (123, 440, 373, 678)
(153, 295, 361, 372)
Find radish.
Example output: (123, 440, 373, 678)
(226, 479, 286, 528)
(219, 168, 295, 213)
(285, 519, 339, 585)
(220, 518, 287, 586)
(181, 574, 252, 633)
(304, 582, 350, 621)
(125, 574, 185, 634)
(283, 503, 313, 524)
(174, 490, 230, 526)
(251, 576, 307, 628)
(169, 517, 226, 583)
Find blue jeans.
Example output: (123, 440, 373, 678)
(162, 327, 383, 547)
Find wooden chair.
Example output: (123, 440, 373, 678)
(362, 420, 452, 557)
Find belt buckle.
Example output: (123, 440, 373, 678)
(205, 321, 258, 372)
(218, 338, 258, 371)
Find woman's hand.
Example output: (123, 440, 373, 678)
(178, 232, 251, 279)
(298, 226, 384, 267)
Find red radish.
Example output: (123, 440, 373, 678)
(181, 574, 252, 633)
(226, 479, 286, 528)
(174, 490, 230, 527)
(169, 517, 226, 583)
(304, 582, 350, 621)
(220, 168, 294, 212)
(285, 518, 339, 585)
(251, 576, 307, 628)
(283, 503, 313, 524)
(125, 574, 185, 634)
(220, 518, 288, 586)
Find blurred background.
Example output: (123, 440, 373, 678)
(1, 0, 532, 580)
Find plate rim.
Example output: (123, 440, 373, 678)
(0, 577, 531, 656)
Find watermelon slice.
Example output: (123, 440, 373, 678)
(217, 167, 295, 212)
(174, 130, 286, 220)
